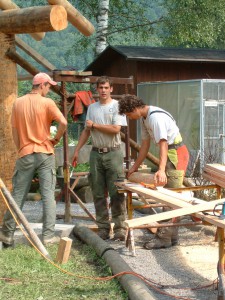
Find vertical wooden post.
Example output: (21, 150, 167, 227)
(0, 33, 17, 223)
(217, 227, 225, 299)
(61, 82, 71, 223)
(127, 191, 133, 220)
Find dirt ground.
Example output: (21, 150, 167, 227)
(108, 216, 219, 300)
(16, 201, 222, 300)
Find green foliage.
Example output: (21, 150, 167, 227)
(162, 0, 225, 48)
(0, 242, 127, 300)
(72, 162, 90, 173)
(71, 0, 165, 58)
(14, 0, 164, 72)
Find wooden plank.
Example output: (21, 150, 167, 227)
(55, 237, 73, 264)
(116, 182, 193, 209)
(115, 182, 225, 228)
(204, 164, 225, 176)
(203, 172, 225, 188)
(156, 186, 207, 205)
(124, 198, 224, 228)
(54, 70, 92, 76)
(203, 167, 225, 180)
(15, 37, 56, 71)
(53, 74, 134, 87)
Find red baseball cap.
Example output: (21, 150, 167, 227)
(33, 72, 57, 86)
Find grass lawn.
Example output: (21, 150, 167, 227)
(0, 238, 128, 300)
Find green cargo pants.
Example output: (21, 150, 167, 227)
(89, 148, 126, 231)
(2, 153, 56, 240)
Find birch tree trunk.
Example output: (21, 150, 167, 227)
(95, 0, 109, 56)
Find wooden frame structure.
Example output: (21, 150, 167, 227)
(116, 180, 225, 299)
(0, 0, 94, 220)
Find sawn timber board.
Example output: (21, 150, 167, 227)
(125, 198, 223, 228)
(116, 182, 225, 228)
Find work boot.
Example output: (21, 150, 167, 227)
(97, 229, 110, 240)
(43, 235, 61, 246)
(0, 230, 14, 247)
(171, 225, 179, 246)
(144, 227, 173, 250)
(113, 229, 126, 241)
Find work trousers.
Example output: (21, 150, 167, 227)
(2, 153, 56, 239)
(166, 144, 189, 188)
(89, 148, 126, 231)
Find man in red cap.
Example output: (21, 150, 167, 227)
(0, 72, 67, 247)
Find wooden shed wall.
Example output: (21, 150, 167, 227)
(88, 55, 225, 157)
(136, 61, 225, 83)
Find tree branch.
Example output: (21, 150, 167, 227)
(106, 17, 163, 36)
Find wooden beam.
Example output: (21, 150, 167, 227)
(18, 72, 52, 81)
(48, 0, 95, 37)
(15, 37, 56, 71)
(55, 237, 72, 264)
(125, 198, 223, 228)
(6, 48, 61, 95)
(53, 73, 134, 87)
(0, 0, 45, 41)
(0, 5, 68, 34)
(53, 70, 92, 76)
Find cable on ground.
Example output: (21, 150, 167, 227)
(0, 188, 218, 300)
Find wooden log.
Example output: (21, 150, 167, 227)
(48, 0, 95, 36)
(128, 172, 156, 185)
(73, 223, 156, 300)
(120, 132, 160, 166)
(0, 0, 45, 41)
(0, 5, 68, 34)
(55, 237, 72, 264)
(15, 37, 56, 71)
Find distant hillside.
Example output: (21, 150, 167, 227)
(13, 0, 165, 72)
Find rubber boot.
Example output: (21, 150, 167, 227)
(144, 226, 173, 249)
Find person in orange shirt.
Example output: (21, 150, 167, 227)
(0, 73, 67, 247)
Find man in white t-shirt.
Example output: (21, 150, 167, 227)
(119, 94, 189, 249)
(72, 76, 127, 241)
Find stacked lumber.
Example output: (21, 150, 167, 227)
(203, 164, 225, 188)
